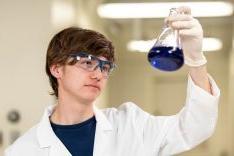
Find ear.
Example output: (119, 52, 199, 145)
(50, 64, 63, 79)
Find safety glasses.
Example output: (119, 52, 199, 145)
(68, 52, 116, 78)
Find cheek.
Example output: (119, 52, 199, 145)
(100, 79, 108, 89)
(61, 67, 86, 88)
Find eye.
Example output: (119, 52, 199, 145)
(102, 64, 111, 72)
(80, 60, 94, 66)
(84, 60, 92, 65)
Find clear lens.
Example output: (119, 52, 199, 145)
(78, 58, 99, 71)
(69, 52, 115, 78)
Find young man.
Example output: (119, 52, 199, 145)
(5, 6, 220, 156)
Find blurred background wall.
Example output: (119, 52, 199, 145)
(0, 0, 233, 155)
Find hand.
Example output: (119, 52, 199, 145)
(165, 6, 207, 66)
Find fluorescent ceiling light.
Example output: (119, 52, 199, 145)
(127, 37, 222, 52)
(127, 39, 156, 53)
(98, 2, 233, 18)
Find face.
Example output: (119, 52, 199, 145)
(51, 55, 112, 104)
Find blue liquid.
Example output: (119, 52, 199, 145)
(148, 46, 184, 71)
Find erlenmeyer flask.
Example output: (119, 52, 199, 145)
(148, 8, 184, 71)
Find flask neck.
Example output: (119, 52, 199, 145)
(169, 8, 178, 16)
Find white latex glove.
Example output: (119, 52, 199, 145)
(165, 6, 207, 67)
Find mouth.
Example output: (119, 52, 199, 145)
(85, 84, 101, 91)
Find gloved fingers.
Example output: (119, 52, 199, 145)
(164, 6, 192, 24)
(179, 29, 194, 36)
(170, 21, 195, 30)
(170, 18, 202, 34)
(166, 14, 193, 22)
(176, 6, 192, 15)
(179, 28, 202, 37)
(164, 15, 192, 27)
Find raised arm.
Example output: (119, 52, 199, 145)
(167, 6, 212, 94)
(143, 6, 220, 155)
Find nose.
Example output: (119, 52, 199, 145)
(90, 66, 103, 80)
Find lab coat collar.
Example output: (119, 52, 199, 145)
(93, 105, 113, 131)
(36, 104, 113, 149)
(37, 105, 57, 148)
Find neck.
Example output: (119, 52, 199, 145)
(50, 95, 94, 125)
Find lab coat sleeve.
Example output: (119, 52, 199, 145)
(4, 147, 11, 156)
(142, 74, 220, 155)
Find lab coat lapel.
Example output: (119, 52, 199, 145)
(37, 105, 114, 156)
(37, 105, 71, 156)
(93, 105, 114, 156)
(48, 143, 71, 156)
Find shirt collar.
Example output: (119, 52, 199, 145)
(37, 104, 113, 148)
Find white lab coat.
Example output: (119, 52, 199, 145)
(5, 76, 220, 156)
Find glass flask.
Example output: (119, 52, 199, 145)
(148, 8, 184, 72)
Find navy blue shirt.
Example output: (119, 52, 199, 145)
(50, 116, 96, 156)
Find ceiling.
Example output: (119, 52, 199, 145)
(97, 0, 234, 61)
(81, 0, 234, 77)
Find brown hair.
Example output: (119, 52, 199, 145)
(46, 27, 115, 98)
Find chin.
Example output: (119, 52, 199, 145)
(88, 95, 99, 101)
(81, 93, 100, 103)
